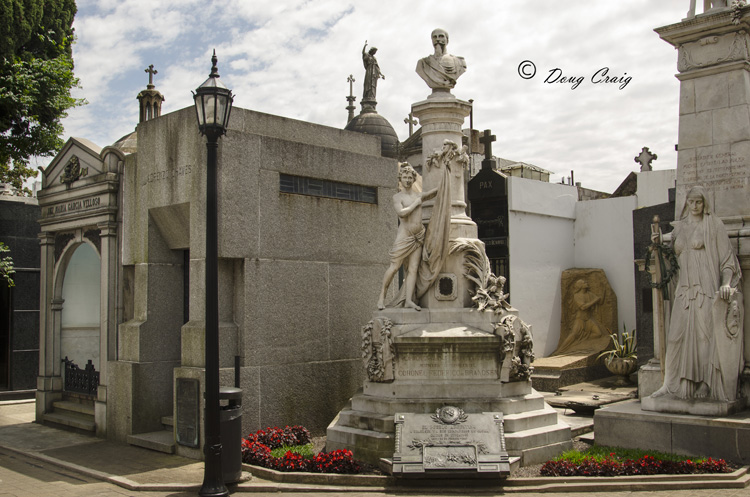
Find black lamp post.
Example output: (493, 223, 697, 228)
(194, 50, 233, 497)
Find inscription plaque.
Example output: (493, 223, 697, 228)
(391, 406, 509, 478)
(176, 378, 200, 448)
(676, 149, 750, 220)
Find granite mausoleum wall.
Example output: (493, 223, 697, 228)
(114, 106, 397, 448)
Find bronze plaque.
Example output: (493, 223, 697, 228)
(176, 378, 199, 448)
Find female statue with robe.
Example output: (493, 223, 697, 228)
(651, 186, 743, 402)
(362, 42, 384, 101)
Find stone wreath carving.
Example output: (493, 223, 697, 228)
(494, 315, 535, 382)
(431, 405, 468, 425)
(60, 156, 88, 185)
(361, 318, 394, 382)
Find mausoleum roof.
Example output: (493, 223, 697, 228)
(344, 111, 399, 159)
(113, 131, 137, 155)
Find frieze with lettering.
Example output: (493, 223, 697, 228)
(391, 406, 509, 477)
(144, 164, 193, 186)
(43, 196, 103, 218)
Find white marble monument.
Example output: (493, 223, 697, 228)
(596, 5, 750, 464)
(326, 29, 572, 471)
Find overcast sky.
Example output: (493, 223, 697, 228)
(60, 0, 689, 193)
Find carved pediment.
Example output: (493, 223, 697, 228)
(42, 138, 105, 189)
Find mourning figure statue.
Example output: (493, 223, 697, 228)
(650, 186, 744, 402)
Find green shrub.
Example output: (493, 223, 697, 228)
(270, 443, 315, 459)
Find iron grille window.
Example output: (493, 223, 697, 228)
(279, 174, 377, 204)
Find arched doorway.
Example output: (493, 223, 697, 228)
(60, 242, 101, 371)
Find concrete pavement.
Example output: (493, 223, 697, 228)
(1, 399, 749, 496)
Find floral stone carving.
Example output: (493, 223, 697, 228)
(361, 317, 395, 382)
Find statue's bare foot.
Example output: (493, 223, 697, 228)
(695, 383, 709, 399)
(405, 299, 421, 311)
(650, 386, 669, 398)
(377, 298, 385, 310)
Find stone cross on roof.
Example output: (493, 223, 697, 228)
(346, 74, 357, 124)
(347, 74, 355, 97)
(404, 112, 418, 137)
(480, 129, 496, 161)
(634, 147, 657, 172)
(480, 129, 497, 171)
(145, 64, 158, 89)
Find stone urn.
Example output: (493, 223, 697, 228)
(605, 357, 637, 385)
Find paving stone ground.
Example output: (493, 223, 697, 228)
(1, 398, 750, 496)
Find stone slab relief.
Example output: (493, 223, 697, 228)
(392, 406, 509, 477)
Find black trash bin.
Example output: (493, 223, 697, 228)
(219, 386, 242, 484)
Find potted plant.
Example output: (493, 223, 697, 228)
(598, 324, 637, 384)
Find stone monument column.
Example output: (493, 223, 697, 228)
(412, 96, 473, 228)
(656, 7, 750, 374)
(411, 28, 476, 309)
(327, 30, 573, 469)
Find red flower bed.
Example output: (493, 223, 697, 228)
(241, 426, 360, 474)
(243, 425, 311, 449)
(540, 454, 729, 477)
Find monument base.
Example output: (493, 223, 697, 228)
(595, 399, 750, 463)
(642, 394, 746, 417)
(637, 361, 664, 399)
(326, 308, 572, 468)
(531, 354, 610, 392)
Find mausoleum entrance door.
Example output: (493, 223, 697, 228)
(58, 241, 101, 396)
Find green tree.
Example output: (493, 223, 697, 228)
(0, 242, 14, 287)
(0, 0, 85, 195)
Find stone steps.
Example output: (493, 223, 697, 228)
(505, 421, 572, 450)
(41, 398, 96, 434)
(53, 400, 95, 416)
(127, 415, 176, 454)
(127, 430, 176, 454)
(505, 421, 573, 465)
(350, 391, 547, 416)
(338, 409, 395, 433)
(503, 405, 559, 432)
(326, 413, 395, 464)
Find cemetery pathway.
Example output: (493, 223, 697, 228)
(1, 399, 749, 496)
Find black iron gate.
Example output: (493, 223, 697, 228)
(62, 357, 99, 396)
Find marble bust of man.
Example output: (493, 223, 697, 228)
(416, 28, 467, 91)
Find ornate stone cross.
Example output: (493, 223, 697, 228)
(634, 147, 657, 171)
(347, 74, 355, 97)
(346, 74, 357, 124)
(145, 64, 158, 89)
(480, 129, 496, 161)
(404, 112, 418, 137)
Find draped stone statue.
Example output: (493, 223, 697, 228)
(415, 140, 463, 299)
(686, 0, 728, 19)
(362, 41, 384, 101)
(416, 28, 467, 91)
(650, 186, 744, 403)
(377, 163, 436, 311)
